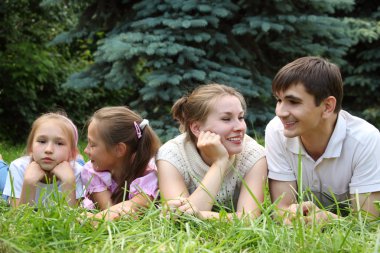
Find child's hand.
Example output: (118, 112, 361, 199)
(24, 161, 46, 184)
(51, 161, 77, 206)
(77, 211, 103, 228)
(79, 208, 139, 228)
(197, 131, 229, 166)
(50, 161, 75, 183)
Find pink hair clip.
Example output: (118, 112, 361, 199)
(134, 121, 142, 139)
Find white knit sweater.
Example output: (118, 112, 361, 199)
(156, 133, 265, 208)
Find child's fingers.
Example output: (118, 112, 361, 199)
(76, 215, 85, 225)
(76, 211, 93, 224)
(76, 211, 103, 228)
(86, 211, 96, 218)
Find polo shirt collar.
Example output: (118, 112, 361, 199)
(285, 111, 346, 158)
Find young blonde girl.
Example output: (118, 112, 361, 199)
(81, 106, 161, 221)
(3, 112, 83, 207)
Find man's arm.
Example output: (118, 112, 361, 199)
(270, 179, 341, 224)
(351, 192, 380, 217)
(269, 178, 298, 211)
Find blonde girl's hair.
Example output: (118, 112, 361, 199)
(171, 83, 247, 144)
(26, 112, 79, 160)
(89, 106, 161, 203)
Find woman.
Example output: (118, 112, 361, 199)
(157, 83, 267, 220)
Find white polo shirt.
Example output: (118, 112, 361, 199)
(266, 110, 380, 205)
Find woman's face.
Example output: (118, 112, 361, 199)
(197, 95, 247, 155)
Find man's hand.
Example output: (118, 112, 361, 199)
(281, 201, 338, 225)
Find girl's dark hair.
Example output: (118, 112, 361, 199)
(171, 83, 246, 144)
(89, 106, 161, 203)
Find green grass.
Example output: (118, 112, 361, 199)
(0, 142, 25, 164)
(1, 143, 379, 252)
(0, 200, 378, 253)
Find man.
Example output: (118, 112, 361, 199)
(266, 56, 380, 223)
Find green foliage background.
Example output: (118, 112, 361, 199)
(0, 0, 131, 143)
(0, 0, 379, 143)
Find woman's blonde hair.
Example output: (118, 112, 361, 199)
(171, 83, 246, 144)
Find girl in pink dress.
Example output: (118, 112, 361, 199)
(81, 106, 161, 221)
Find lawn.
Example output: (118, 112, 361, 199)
(0, 143, 379, 252)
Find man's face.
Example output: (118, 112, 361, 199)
(274, 83, 325, 138)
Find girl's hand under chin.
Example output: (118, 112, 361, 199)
(24, 161, 47, 184)
(50, 161, 75, 183)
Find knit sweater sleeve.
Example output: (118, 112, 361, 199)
(156, 136, 190, 184)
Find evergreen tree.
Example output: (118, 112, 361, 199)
(342, 1, 380, 126)
(52, 0, 379, 140)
